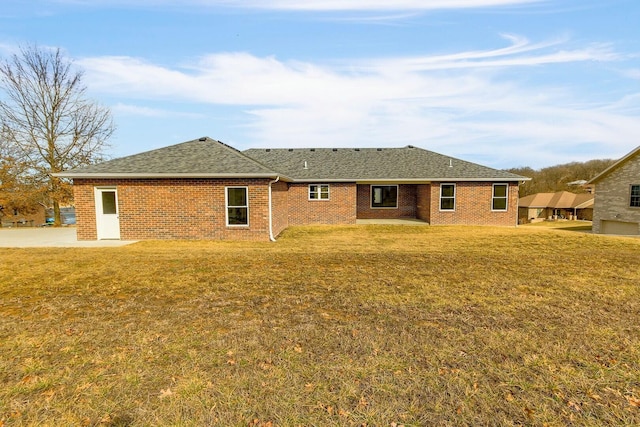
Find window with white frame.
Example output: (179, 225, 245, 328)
(631, 185, 640, 208)
(440, 184, 456, 211)
(371, 185, 398, 208)
(309, 184, 330, 200)
(226, 187, 248, 226)
(492, 183, 509, 211)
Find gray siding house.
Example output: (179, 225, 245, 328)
(588, 146, 640, 235)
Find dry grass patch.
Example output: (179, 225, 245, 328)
(1, 225, 639, 426)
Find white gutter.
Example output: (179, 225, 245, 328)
(289, 177, 530, 183)
(268, 176, 280, 242)
(52, 172, 290, 180)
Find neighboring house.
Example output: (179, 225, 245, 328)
(518, 191, 594, 223)
(0, 204, 46, 228)
(588, 146, 640, 236)
(56, 137, 530, 241)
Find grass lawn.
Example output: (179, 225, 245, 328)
(1, 225, 639, 426)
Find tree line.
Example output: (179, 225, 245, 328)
(0, 45, 114, 226)
(507, 158, 616, 197)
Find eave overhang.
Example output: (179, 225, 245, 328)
(53, 172, 293, 181)
(289, 177, 530, 183)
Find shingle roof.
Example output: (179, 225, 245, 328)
(56, 137, 529, 182)
(56, 137, 279, 178)
(519, 191, 594, 209)
(243, 146, 527, 182)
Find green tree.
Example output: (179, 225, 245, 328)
(0, 45, 114, 225)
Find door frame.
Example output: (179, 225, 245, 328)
(94, 187, 121, 240)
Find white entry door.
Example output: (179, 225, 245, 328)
(95, 188, 121, 239)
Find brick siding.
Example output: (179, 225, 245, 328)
(428, 182, 519, 226)
(73, 178, 520, 241)
(270, 180, 289, 238)
(356, 184, 418, 219)
(73, 178, 273, 241)
(286, 183, 357, 225)
(416, 184, 431, 222)
(592, 153, 640, 234)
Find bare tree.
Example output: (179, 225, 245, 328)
(0, 45, 114, 225)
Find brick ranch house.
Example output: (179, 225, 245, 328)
(588, 145, 640, 236)
(518, 191, 594, 223)
(55, 137, 530, 241)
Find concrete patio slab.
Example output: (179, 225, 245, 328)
(0, 227, 137, 248)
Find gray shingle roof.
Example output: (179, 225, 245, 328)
(244, 146, 527, 182)
(57, 137, 529, 182)
(57, 137, 279, 178)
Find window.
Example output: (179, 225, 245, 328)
(631, 185, 640, 208)
(440, 184, 456, 211)
(492, 184, 509, 211)
(371, 185, 398, 208)
(101, 191, 117, 214)
(226, 187, 248, 226)
(309, 184, 330, 200)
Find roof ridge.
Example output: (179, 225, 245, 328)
(588, 145, 640, 184)
(207, 137, 280, 173)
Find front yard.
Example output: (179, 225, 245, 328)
(1, 225, 639, 426)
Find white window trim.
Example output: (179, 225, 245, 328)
(225, 186, 249, 227)
(492, 183, 509, 212)
(370, 184, 399, 209)
(308, 184, 330, 201)
(439, 183, 456, 212)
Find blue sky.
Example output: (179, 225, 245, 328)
(1, 0, 639, 169)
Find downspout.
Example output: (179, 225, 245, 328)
(268, 176, 280, 242)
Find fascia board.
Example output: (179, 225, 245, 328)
(289, 177, 529, 183)
(53, 172, 292, 181)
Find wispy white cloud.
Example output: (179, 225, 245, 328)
(111, 103, 204, 118)
(208, 0, 544, 11)
(623, 69, 640, 80)
(358, 35, 617, 72)
(77, 35, 639, 167)
(52, 0, 545, 11)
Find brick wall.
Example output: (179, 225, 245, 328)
(416, 184, 431, 222)
(270, 180, 289, 238)
(287, 183, 357, 225)
(73, 178, 522, 241)
(428, 182, 519, 226)
(356, 184, 417, 219)
(592, 154, 640, 234)
(73, 178, 273, 241)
